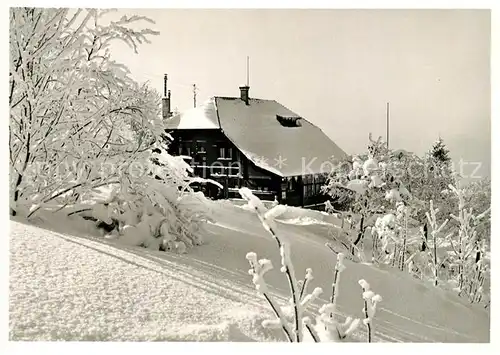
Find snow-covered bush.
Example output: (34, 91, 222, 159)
(371, 201, 411, 270)
(75, 148, 214, 251)
(402, 182, 490, 303)
(462, 178, 491, 243)
(323, 135, 490, 305)
(358, 279, 382, 343)
(316, 246, 362, 341)
(325, 134, 413, 259)
(324, 136, 461, 261)
(423, 200, 451, 286)
(395, 199, 453, 285)
(446, 184, 490, 303)
(240, 188, 382, 342)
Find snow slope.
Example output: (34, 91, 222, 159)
(9, 221, 283, 341)
(205, 202, 490, 342)
(9, 200, 490, 342)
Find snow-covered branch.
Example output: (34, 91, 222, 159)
(358, 279, 382, 342)
(241, 189, 382, 342)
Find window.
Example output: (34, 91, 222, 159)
(195, 140, 207, 154)
(303, 183, 316, 198)
(276, 114, 302, 127)
(179, 141, 192, 156)
(219, 147, 225, 158)
(218, 146, 233, 159)
(228, 178, 240, 189)
(228, 165, 240, 175)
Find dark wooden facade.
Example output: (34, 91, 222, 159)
(167, 129, 330, 207)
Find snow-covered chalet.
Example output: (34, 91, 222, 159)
(162, 76, 347, 207)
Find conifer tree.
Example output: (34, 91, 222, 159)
(428, 137, 452, 168)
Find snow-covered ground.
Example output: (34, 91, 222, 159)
(9, 200, 489, 342)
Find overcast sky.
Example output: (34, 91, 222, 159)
(108, 9, 491, 179)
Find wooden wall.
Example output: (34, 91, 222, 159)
(167, 129, 330, 206)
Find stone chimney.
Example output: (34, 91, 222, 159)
(162, 74, 172, 119)
(239, 85, 250, 105)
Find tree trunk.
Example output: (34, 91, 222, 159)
(400, 212, 408, 271)
(353, 214, 365, 246)
(11, 131, 31, 217)
(433, 231, 438, 286)
(421, 222, 428, 251)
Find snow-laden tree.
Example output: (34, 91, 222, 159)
(429, 137, 452, 165)
(323, 134, 489, 304)
(324, 134, 413, 256)
(408, 138, 457, 247)
(404, 200, 453, 285)
(404, 180, 490, 301)
(446, 183, 490, 303)
(9, 8, 212, 251)
(462, 177, 491, 243)
(325, 134, 462, 262)
(371, 201, 413, 270)
(10, 8, 159, 215)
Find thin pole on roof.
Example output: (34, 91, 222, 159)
(163, 73, 168, 97)
(246, 56, 249, 87)
(386, 102, 390, 149)
(193, 84, 197, 108)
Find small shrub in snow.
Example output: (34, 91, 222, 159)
(358, 279, 382, 343)
(241, 188, 381, 343)
(421, 200, 451, 286)
(371, 202, 410, 271)
(240, 187, 307, 342)
(316, 246, 362, 341)
(446, 184, 490, 303)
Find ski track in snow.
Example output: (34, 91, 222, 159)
(9, 221, 279, 342)
(9, 199, 490, 342)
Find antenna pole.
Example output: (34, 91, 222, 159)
(386, 102, 390, 149)
(246, 56, 249, 87)
(193, 84, 197, 108)
(163, 74, 168, 97)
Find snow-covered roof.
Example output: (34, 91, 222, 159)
(164, 98, 219, 130)
(164, 96, 348, 177)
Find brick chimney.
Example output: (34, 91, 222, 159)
(239, 85, 250, 105)
(162, 74, 172, 119)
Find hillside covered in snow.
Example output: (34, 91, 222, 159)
(9, 199, 490, 342)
